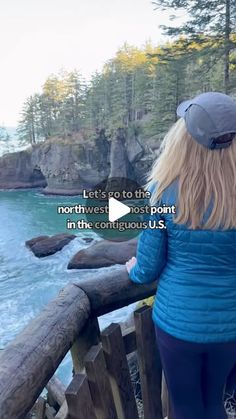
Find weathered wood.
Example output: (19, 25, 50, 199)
(122, 327, 136, 355)
(34, 396, 46, 419)
(84, 344, 118, 419)
(101, 323, 139, 419)
(0, 268, 157, 418)
(70, 317, 100, 373)
(46, 376, 66, 407)
(134, 305, 163, 419)
(65, 374, 96, 419)
(0, 284, 90, 419)
(45, 404, 57, 419)
(73, 267, 157, 316)
(54, 400, 68, 419)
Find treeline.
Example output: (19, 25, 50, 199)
(0, 127, 10, 142)
(18, 0, 236, 144)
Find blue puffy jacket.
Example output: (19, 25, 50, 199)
(129, 180, 236, 343)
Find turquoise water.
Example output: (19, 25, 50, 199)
(0, 189, 136, 385)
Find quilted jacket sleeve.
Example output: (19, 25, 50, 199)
(128, 202, 167, 285)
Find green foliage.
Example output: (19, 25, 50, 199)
(17, 36, 236, 145)
(0, 126, 10, 142)
(152, 0, 236, 93)
(0, 127, 11, 155)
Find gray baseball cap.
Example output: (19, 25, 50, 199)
(177, 92, 236, 149)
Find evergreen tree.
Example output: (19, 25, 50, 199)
(0, 127, 11, 155)
(17, 95, 39, 145)
(152, 0, 236, 92)
(17, 39, 236, 145)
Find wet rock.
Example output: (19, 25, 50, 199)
(81, 237, 95, 244)
(67, 238, 137, 269)
(26, 233, 76, 258)
(25, 235, 49, 249)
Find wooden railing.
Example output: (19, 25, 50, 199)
(0, 267, 173, 419)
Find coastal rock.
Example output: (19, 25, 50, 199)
(81, 237, 95, 243)
(0, 150, 46, 189)
(26, 235, 49, 249)
(0, 129, 159, 194)
(26, 233, 76, 258)
(31, 135, 110, 195)
(67, 238, 137, 269)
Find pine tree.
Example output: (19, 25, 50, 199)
(152, 0, 236, 93)
(17, 95, 39, 145)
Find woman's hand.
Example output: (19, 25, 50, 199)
(125, 256, 137, 274)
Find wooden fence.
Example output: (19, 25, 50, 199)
(0, 267, 173, 419)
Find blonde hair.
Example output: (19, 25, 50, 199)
(145, 118, 236, 230)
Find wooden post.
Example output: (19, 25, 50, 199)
(134, 305, 163, 419)
(70, 317, 100, 374)
(65, 374, 97, 419)
(34, 396, 46, 419)
(84, 344, 118, 419)
(0, 284, 90, 419)
(122, 326, 137, 355)
(101, 323, 139, 419)
(45, 404, 57, 419)
(73, 267, 157, 317)
(0, 268, 157, 417)
(55, 400, 68, 419)
(46, 376, 66, 407)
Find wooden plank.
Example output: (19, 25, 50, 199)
(0, 267, 157, 418)
(46, 376, 66, 407)
(65, 374, 96, 419)
(134, 305, 163, 419)
(122, 327, 136, 355)
(0, 284, 90, 419)
(45, 404, 57, 419)
(34, 396, 46, 419)
(54, 400, 68, 419)
(101, 323, 139, 419)
(70, 317, 100, 374)
(84, 344, 118, 419)
(73, 267, 157, 316)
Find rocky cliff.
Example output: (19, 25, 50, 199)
(0, 129, 161, 194)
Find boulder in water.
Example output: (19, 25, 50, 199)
(26, 233, 76, 258)
(67, 238, 137, 269)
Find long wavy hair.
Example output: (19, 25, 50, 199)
(145, 118, 236, 230)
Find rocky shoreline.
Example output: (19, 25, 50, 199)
(26, 233, 137, 269)
(0, 129, 160, 195)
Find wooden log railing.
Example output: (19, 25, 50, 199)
(0, 267, 173, 419)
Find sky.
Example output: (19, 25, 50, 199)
(0, 0, 185, 127)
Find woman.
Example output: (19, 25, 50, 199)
(126, 92, 236, 419)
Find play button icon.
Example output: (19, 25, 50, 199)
(108, 197, 131, 222)
(84, 177, 149, 241)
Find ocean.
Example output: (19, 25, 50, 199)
(0, 189, 136, 384)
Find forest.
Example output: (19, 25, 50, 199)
(14, 0, 236, 144)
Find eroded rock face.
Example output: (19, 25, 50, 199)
(0, 128, 158, 194)
(31, 137, 110, 195)
(26, 233, 76, 258)
(67, 238, 137, 269)
(0, 150, 46, 189)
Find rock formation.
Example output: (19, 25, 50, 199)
(26, 233, 76, 258)
(0, 149, 46, 189)
(0, 128, 156, 194)
(67, 238, 137, 269)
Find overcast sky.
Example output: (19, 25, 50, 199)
(0, 0, 185, 126)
